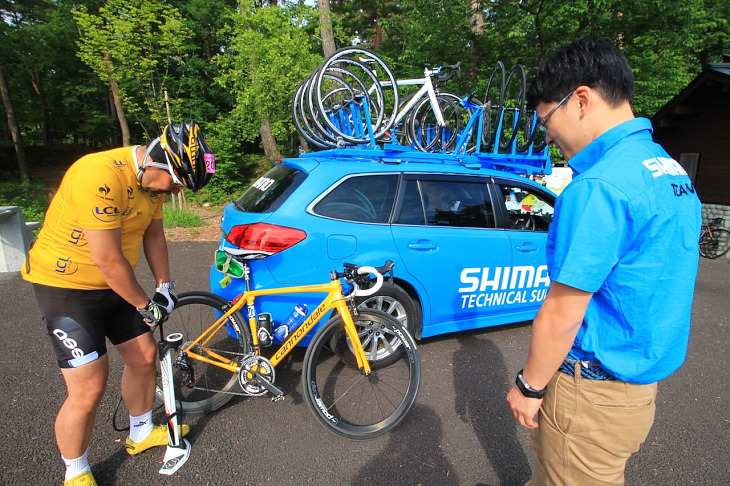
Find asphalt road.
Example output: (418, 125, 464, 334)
(1, 242, 728, 485)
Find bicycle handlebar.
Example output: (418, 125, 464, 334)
(351, 266, 384, 297)
(335, 260, 394, 297)
(436, 61, 461, 83)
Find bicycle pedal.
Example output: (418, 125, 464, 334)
(271, 394, 285, 403)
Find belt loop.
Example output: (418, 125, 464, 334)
(573, 360, 582, 385)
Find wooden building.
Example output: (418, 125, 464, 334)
(652, 55, 730, 206)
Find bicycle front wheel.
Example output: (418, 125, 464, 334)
(157, 291, 250, 415)
(302, 309, 421, 440)
(699, 227, 730, 259)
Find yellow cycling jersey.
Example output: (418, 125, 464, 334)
(22, 146, 164, 290)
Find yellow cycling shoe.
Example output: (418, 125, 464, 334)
(125, 424, 190, 455)
(64, 470, 96, 486)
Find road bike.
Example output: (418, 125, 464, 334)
(699, 217, 730, 259)
(293, 47, 464, 152)
(156, 250, 421, 441)
(363, 58, 463, 152)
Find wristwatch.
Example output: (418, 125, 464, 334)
(515, 369, 547, 399)
(157, 281, 175, 289)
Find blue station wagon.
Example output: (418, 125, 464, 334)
(210, 146, 556, 344)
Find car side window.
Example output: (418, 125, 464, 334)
(397, 179, 495, 228)
(314, 174, 397, 223)
(500, 183, 554, 231)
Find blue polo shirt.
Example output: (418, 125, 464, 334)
(547, 118, 701, 384)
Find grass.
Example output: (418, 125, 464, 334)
(162, 203, 206, 228)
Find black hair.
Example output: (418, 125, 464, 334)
(527, 37, 634, 109)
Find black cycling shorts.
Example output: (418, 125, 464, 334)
(32, 284, 150, 369)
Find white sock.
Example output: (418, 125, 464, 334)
(128, 410, 154, 443)
(62, 450, 90, 480)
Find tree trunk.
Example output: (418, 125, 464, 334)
(105, 53, 131, 146)
(318, 0, 336, 58)
(259, 119, 282, 160)
(30, 68, 51, 145)
(0, 64, 31, 184)
(109, 77, 131, 146)
(373, 7, 382, 50)
(469, 1, 485, 80)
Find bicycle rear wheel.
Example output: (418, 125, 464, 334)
(407, 94, 461, 152)
(302, 309, 421, 440)
(699, 227, 730, 259)
(157, 291, 250, 415)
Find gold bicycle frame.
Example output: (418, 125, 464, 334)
(181, 279, 372, 376)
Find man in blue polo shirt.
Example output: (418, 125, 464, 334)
(506, 38, 701, 485)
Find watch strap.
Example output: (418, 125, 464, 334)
(516, 369, 547, 399)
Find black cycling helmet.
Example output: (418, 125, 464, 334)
(138, 121, 215, 192)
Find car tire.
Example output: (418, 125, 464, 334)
(356, 283, 419, 337)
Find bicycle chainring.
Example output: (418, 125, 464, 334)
(238, 355, 276, 396)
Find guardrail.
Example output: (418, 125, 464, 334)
(0, 206, 40, 273)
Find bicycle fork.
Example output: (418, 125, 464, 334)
(158, 331, 191, 475)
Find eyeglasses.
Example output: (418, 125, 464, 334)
(536, 89, 576, 134)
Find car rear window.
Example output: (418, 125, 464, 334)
(314, 174, 398, 223)
(234, 166, 306, 213)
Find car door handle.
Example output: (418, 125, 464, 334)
(408, 240, 438, 251)
(515, 243, 538, 252)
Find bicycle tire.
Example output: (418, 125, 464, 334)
(305, 61, 380, 146)
(519, 67, 547, 153)
(314, 62, 386, 144)
(155, 291, 250, 416)
(483, 61, 505, 152)
(408, 93, 461, 152)
(314, 47, 399, 142)
(699, 227, 730, 259)
(498, 64, 527, 151)
(440, 91, 488, 155)
(302, 309, 421, 440)
(292, 77, 335, 149)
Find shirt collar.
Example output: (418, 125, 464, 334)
(568, 118, 654, 175)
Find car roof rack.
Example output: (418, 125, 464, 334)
(300, 143, 552, 176)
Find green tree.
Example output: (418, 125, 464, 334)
(74, 0, 193, 145)
(215, 3, 321, 160)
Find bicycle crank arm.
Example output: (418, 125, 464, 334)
(250, 369, 285, 399)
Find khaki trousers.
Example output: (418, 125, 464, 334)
(527, 363, 657, 486)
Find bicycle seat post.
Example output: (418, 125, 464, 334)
(242, 261, 252, 292)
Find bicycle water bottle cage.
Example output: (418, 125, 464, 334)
(215, 248, 267, 278)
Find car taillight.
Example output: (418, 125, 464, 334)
(225, 223, 306, 254)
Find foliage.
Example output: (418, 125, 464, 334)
(73, 0, 195, 137)
(0, 180, 52, 223)
(1, 0, 729, 188)
(214, 3, 322, 151)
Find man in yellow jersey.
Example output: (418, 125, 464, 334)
(22, 122, 215, 486)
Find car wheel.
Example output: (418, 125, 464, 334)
(329, 284, 418, 368)
(355, 283, 418, 336)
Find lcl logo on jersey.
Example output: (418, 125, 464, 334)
(68, 228, 86, 247)
(92, 205, 119, 222)
(55, 257, 79, 276)
(112, 159, 126, 170)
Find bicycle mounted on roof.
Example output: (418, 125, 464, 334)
(292, 47, 551, 177)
